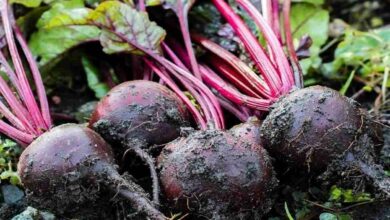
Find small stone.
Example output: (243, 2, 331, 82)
(1, 185, 24, 204)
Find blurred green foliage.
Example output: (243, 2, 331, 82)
(0, 138, 21, 185)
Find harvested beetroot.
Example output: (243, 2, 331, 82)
(158, 129, 278, 219)
(17, 124, 166, 219)
(261, 86, 382, 171)
(261, 86, 388, 195)
(90, 80, 190, 151)
(89, 80, 190, 204)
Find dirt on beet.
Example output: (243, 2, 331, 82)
(158, 129, 278, 219)
(261, 86, 383, 172)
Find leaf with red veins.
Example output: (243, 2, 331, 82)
(45, 1, 166, 55)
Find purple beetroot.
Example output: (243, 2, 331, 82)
(158, 121, 278, 219)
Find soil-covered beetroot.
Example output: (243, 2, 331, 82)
(261, 85, 382, 172)
(90, 80, 190, 154)
(261, 86, 388, 195)
(17, 124, 166, 220)
(89, 80, 191, 204)
(158, 128, 278, 219)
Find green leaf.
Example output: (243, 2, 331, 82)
(146, 0, 162, 6)
(0, 170, 21, 185)
(10, 0, 42, 7)
(29, 1, 101, 66)
(319, 213, 337, 220)
(89, 1, 166, 54)
(290, 3, 329, 74)
(30, 26, 100, 66)
(324, 27, 390, 84)
(329, 185, 342, 201)
(46, 1, 166, 55)
(81, 56, 109, 99)
(292, 0, 324, 5)
(163, 0, 196, 14)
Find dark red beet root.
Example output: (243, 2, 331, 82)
(89, 80, 190, 204)
(17, 124, 166, 220)
(230, 116, 262, 144)
(158, 129, 278, 219)
(261, 86, 388, 195)
(89, 80, 190, 152)
(261, 85, 382, 171)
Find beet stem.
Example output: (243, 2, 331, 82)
(212, 0, 282, 96)
(282, 0, 304, 88)
(0, 5, 46, 130)
(199, 65, 272, 110)
(236, 0, 295, 91)
(14, 26, 52, 129)
(123, 144, 160, 205)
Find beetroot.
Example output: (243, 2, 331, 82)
(158, 127, 278, 219)
(17, 124, 167, 219)
(261, 86, 388, 195)
(89, 80, 190, 203)
(90, 80, 190, 152)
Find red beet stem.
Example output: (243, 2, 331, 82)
(211, 0, 282, 97)
(236, 0, 295, 92)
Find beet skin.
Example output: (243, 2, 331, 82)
(90, 80, 190, 154)
(158, 127, 278, 219)
(261, 85, 383, 172)
(17, 124, 166, 219)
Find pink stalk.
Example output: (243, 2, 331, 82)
(176, 4, 201, 79)
(167, 39, 191, 68)
(261, 0, 271, 25)
(162, 59, 225, 129)
(138, 0, 146, 11)
(270, 0, 282, 44)
(0, 101, 27, 132)
(162, 43, 222, 128)
(212, 0, 282, 96)
(0, 53, 36, 134)
(0, 76, 36, 134)
(283, 0, 303, 88)
(236, 0, 294, 92)
(0, 120, 34, 146)
(0, 51, 21, 92)
(162, 43, 189, 71)
(207, 55, 263, 98)
(192, 34, 272, 98)
(14, 27, 52, 129)
(200, 65, 271, 110)
(163, 60, 214, 127)
(1, 6, 46, 130)
(217, 97, 249, 122)
(145, 59, 207, 129)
